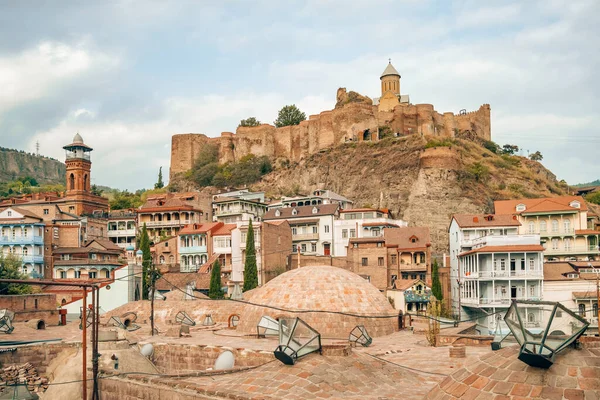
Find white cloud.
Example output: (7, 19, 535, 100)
(456, 4, 522, 28)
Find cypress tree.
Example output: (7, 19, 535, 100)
(155, 167, 164, 189)
(209, 259, 223, 299)
(431, 258, 443, 301)
(243, 220, 259, 291)
(139, 223, 152, 300)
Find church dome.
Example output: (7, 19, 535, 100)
(236, 265, 398, 338)
(126, 245, 135, 251)
(380, 62, 400, 79)
(73, 133, 84, 144)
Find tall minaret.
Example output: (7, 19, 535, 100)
(380, 60, 401, 96)
(63, 133, 93, 195)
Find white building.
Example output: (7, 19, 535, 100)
(268, 189, 353, 210)
(107, 210, 136, 249)
(231, 221, 262, 285)
(333, 208, 407, 257)
(212, 197, 267, 223)
(263, 204, 338, 256)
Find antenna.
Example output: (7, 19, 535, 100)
(36, 141, 40, 156)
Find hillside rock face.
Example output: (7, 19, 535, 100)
(251, 136, 566, 255)
(0, 149, 65, 184)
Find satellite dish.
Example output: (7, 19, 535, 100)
(140, 343, 154, 357)
(214, 350, 235, 371)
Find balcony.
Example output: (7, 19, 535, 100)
(0, 236, 43, 245)
(28, 271, 44, 279)
(461, 270, 544, 279)
(539, 229, 574, 237)
(292, 233, 319, 241)
(544, 245, 599, 256)
(143, 220, 192, 227)
(21, 255, 44, 264)
(179, 245, 208, 254)
(108, 229, 137, 237)
(462, 296, 542, 306)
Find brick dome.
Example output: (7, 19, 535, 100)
(426, 344, 600, 399)
(236, 265, 398, 338)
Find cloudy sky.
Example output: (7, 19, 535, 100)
(1, 0, 598, 190)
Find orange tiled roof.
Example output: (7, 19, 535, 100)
(575, 229, 600, 235)
(494, 196, 588, 215)
(451, 214, 520, 228)
(460, 244, 544, 256)
(393, 278, 428, 291)
(179, 222, 223, 235)
(361, 222, 399, 227)
(572, 291, 596, 299)
(212, 223, 236, 236)
(384, 227, 431, 250)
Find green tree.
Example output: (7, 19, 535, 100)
(109, 190, 143, 210)
(586, 191, 600, 205)
(0, 254, 32, 294)
(468, 162, 490, 182)
(209, 260, 224, 299)
(239, 117, 261, 127)
(91, 184, 103, 196)
(154, 167, 164, 189)
(274, 104, 306, 128)
(139, 223, 152, 300)
(529, 151, 543, 161)
(482, 140, 499, 154)
(243, 220, 259, 291)
(501, 144, 519, 155)
(431, 259, 443, 301)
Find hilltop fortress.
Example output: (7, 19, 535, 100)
(170, 62, 491, 180)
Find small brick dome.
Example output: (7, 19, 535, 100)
(426, 345, 600, 399)
(236, 265, 398, 338)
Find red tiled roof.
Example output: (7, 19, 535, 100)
(575, 229, 600, 235)
(212, 223, 236, 236)
(393, 278, 428, 291)
(494, 196, 588, 215)
(543, 262, 577, 281)
(451, 214, 520, 228)
(384, 227, 431, 250)
(460, 244, 544, 256)
(349, 237, 385, 244)
(361, 222, 399, 227)
(179, 222, 223, 235)
(572, 291, 596, 299)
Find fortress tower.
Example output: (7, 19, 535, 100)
(380, 60, 400, 96)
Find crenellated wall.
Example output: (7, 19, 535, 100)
(169, 89, 491, 179)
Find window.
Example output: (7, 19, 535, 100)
(372, 229, 380, 237)
(312, 226, 318, 234)
(540, 221, 547, 232)
(7, 211, 12, 217)
(311, 243, 317, 252)
(60, 271, 66, 279)
(159, 255, 165, 264)
(529, 285, 535, 297)
(353, 243, 358, 248)
(292, 244, 297, 253)
(324, 225, 330, 233)
(529, 259, 535, 269)
(75, 271, 81, 278)
(89, 272, 97, 279)
(292, 227, 297, 235)
(463, 231, 470, 240)
(401, 272, 408, 279)
(564, 238, 572, 251)
(342, 229, 348, 238)
(391, 254, 397, 265)
(579, 303, 586, 317)
(23, 247, 28, 256)
(69, 206, 75, 212)
(378, 257, 384, 266)
(377, 242, 383, 247)
(552, 238, 559, 250)
(419, 273, 426, 281)
(164, 241, 168, 247)
(301, 243, 307, 252)
(551, 219, 559, 233)
(411, 274, 417, 279)
(61, 254, 71, 261)
(361, 257, 368, 266)
(516, 204, 526, 212)
(556, 309, 562, 318)
(528, 221, 535, 234)
(564, 219, 571, 233)
(91, 253, 97, 260)
(349, 229, 356, 238)
(500, 259, 506, 270)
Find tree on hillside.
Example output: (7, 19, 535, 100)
(501, 144, 519, 155)
(139, 223, 152, 300)
(529, 151, 543, 161)
(274, 105, 306, 128)
(209, 260, 224, 299)
(586, 192, 600, 205)
(0, 254, 32, 294)
(482, 140, 499, 154)
(431, 259, 443, 301)
(154, 167, 164, 189)
(239, 117, 261, 127)
(243, 220, 259, 291)
(91, 184, 103, 196)
(109, 190, 143, 210)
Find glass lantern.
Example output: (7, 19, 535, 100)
(175, 311, 196, 326)
(274, 318, 322, 365)
(349, 325, 372, 347)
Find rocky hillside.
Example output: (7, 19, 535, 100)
(250, 135, 568, 255)
(0, 148, 65, 184)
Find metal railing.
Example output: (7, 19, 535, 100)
(461, 270, 544, 279)
(0, 236, 43, 245)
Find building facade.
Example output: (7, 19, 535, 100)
(107, 210, 137, 249)
(0, 207, 45, 278)
(268, 189, 353, 210)
(52, 239, 124, 280)
(494, 196, 600, 262)
(212, 197, 267, 223)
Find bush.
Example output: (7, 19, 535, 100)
(483, 140, 499, 154)
(586, 191, 600, 205)
(468, 162, 490, 182)
(424, 138, 456, 149)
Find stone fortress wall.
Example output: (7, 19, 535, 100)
(170, 88, 491, 180)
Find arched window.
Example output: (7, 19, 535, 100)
(540, 221, 547, 232)
(69, 173, 75, 190)
(528, 221, 535, 234)
(564, 219, 571, 233)
(159, 255, 165, 264)
(527, 313, 536, 322)
(551, 219, 559, 233)
(83, 174, 88, 190)
(579, 303, 586, 316)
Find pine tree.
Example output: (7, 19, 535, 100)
(209, 259, 223, 299)
(155, 167, 164, 189)
(139, 223, 152, 300)
(243, 220, 259, 291)
(431, 258, 443, 301)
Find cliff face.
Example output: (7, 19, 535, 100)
(0, 148, 65, 184)
(249, 136, 566, 255)
(169, 88, 491, 180)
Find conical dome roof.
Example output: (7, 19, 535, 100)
(380, 62, 400, 78)
(73, 133, 84, 144)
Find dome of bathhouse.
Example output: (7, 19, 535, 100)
(380, 62, 400, 78)
(73, 133, 84, 144)
(426, 344, 600, 399)
(236, 265, 398, 338)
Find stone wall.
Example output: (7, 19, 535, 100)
(0, 343, 78, 375)
(147, 343, 273, 373)
(0, 294, 59, 324)
(169, 90, 491, 180)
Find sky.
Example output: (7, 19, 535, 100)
(0, 0, 598, 190)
